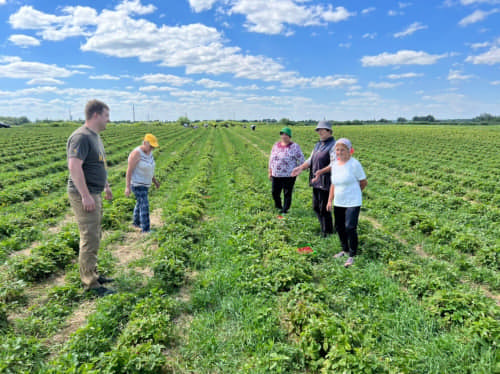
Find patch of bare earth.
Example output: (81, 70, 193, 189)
(46, 209, 164, 351)
(9, 213, 75, 259)
(50, 300, 97, 347)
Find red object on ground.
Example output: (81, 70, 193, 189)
(297, 246, 313, 253)
(277, 215, 284, 219)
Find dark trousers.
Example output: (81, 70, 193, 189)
(272, 177, 296, 213)
(334, 206, 360, 257)
(132, 186, 150, 232)
(312, 188, 334, 235)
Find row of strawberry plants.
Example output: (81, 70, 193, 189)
(0, 123, 184, 180)
(222, 126, 499, 372)
(44, 129, 215, 372)
(242, 125, 499, 286)
(0, 128, 207, 373)
(0, 125, 190, 260)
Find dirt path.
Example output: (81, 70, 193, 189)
(45, 208, 164, 350)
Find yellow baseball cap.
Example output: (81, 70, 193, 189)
(144, 133, 159, 148)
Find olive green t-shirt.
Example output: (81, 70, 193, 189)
(67, 126, 107, 194)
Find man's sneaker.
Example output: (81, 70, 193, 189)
(98, 275, 115, 284)
(334, 251, 346, 258)
(87, 287, 116, 297)
(344, 257, 354, 267)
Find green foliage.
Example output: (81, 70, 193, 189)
(0, 335, 48, 373)
(152, 257, 185, 290)
(11, 254, 57, 282)
(93, 343, 167, 373)
(425, 290, 498, 327)
(0, 302, 7, 331)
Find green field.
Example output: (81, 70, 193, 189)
(0, 123, 499, 373)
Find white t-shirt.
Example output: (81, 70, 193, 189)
(331, 158, 366, 207)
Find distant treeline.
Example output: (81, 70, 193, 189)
(0, 116, 30, 126)
(2, 113, 500, 127)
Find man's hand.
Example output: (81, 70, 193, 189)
(82, 194, 96, 212)
(154, 179, 160, 189)
(125, 186, 131, 197)
(104, 187, 113, 201)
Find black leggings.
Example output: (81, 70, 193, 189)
(271, 177, 296, 213)
(313, 188, 334, 234)
(334, 206, 360, 257)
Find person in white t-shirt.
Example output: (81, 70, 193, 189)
(326, 138, 367, 267)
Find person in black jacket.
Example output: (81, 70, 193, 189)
(292, 121, 335, 237)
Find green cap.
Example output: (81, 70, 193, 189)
(280, 127, 292, 137)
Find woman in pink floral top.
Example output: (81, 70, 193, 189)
(268, 127, 305, 214)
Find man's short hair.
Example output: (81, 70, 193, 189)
(85, 100, 109, 121)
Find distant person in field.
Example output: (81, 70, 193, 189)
(125, 134, 160, 233)
(268, 127, 305, 214)
(292, 121, 335, 237)
(326, 138, 367, 267)
(67, 99, 115, 297)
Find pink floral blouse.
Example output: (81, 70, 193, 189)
(268, 142, 305, 177)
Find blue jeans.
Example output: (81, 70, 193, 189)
(132, 186, 150, 232)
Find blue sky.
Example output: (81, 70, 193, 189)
(0, 0, 499, 121)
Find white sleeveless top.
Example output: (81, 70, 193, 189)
(131, 147, 155, 187)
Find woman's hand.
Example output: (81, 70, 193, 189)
(326, 201, 333, 212)
(291, 167, 302, 177)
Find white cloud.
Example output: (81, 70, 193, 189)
(399, 2, 412, 8)
(362, 50, 448, 66)
(339, 42, 351, 48)
(321, 6, 355, 22)
(466, 46, 500, 64)
(394, 22, 427, 38)
(468, 41, 490, 49)
(447, 69, 475, 80)
(135, 74, 193, 86)
(458, 9, 499, 27)
(0, 0, 7, 5)
(188, 0, 218, 12)
(283, 75, 357, 88)
(387, 72, 423, 79)
(115, 0, 156, 15)
(491, 80, 500, 84)
(460, 0, 500, 4)
(67, 64, 94, 69)
(9, 5, 98, 41)
(197, 78, 232, 88)
(190, 0, 354, 35)
(139, 85, 177, 92)
(0, 56, 76, 79)
(8, 34, 40, 47)
(362, 32, 377, 39)
(235, 84, 261, 90)
(368, 81, 402, 88)
(89, 74, 120, 80)
(27, 78, 64, 85)
(362, 7, 375, 14)
(388, 10, 404, 16)
(10, 2, 351, 85)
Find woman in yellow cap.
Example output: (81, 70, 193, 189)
(125, 134, 160, 232)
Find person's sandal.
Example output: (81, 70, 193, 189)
(334, 251, 346, 258)
(344, 257, 354, 267)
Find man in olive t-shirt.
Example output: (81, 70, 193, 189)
(67, 100, 114, 297)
